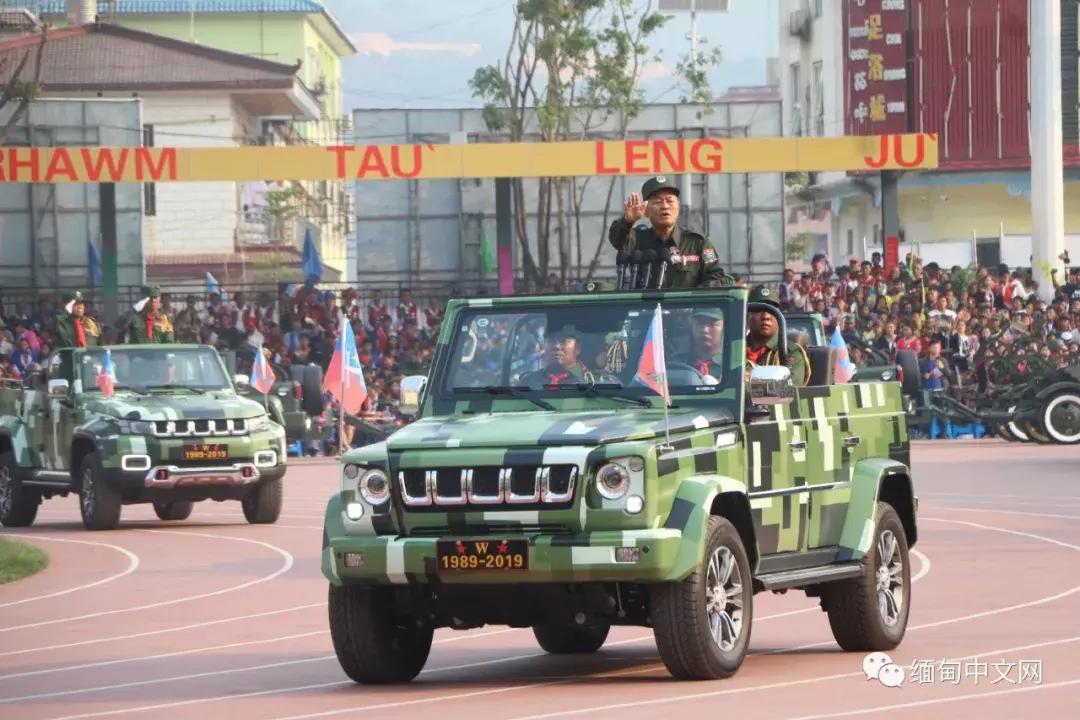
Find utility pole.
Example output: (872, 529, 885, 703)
(1031, 0, 1065, 302)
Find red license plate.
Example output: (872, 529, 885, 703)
(435, 539, 529, 572)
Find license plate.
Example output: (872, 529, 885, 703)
(182, 444, 228, 461)
(435, 539, 529, 572)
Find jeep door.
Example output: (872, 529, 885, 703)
(44, 351, 77, 472)
(745, 400, 811, 557)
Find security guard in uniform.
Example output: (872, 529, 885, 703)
(121, 286, 174, 344)
(53, 291, 100, 349)
(746, 286, 810, 387)
(608, 176, 732, 289)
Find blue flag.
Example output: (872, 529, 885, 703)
(302, 228, 322, 283)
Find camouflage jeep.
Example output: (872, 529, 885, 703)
(322, 288, 917, 682)
(0, 344, 287, 531)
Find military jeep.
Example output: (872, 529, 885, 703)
(322, 288, 916, 682)
(0, 344, 287, 531)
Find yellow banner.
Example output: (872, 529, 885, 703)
(0, 134, 937, 183)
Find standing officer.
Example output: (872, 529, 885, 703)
(53, 291, 100, 349)
(122, 287, 174, 344)
(608, 176, 731, 289)
(746, 286, 810, 387)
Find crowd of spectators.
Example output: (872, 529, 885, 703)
(778, 251, 1080, 395)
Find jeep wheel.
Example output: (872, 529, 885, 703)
(1040, 393, 1080, 445)
(652, 516, 753, 680)
(533, 620, 610, 654)
(153, 501, 194, 521)
(242, 477, 282, 524)
(0, 451, 39, 528)
(822, 501, 910, 651)
(328, 583, 433, 684)
(79, 454, 122, 531)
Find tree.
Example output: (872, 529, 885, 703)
(470, 1, 670, 287)
(0, 25, 47, 146)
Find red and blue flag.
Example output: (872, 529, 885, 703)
(250, 345, 275, 395)
(634, 304, 670, 406)
(97, 349, 116, 398)
(830, 326, 856, 383)
(323, 312, 368, 415)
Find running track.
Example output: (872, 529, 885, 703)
(1, 440, 1077, 719)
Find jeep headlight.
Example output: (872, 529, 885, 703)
(247, 415, 277, 433)
(595, 462, 631, 500)
(358, 469, 390, 506)
(117, 420, 154, 435)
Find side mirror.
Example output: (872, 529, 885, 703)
(399, 375, 428, 416)
(48, 379, 70, 398)
(749, 365, 795, 406)
(234, 374, 250, 389)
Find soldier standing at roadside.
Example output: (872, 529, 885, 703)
(608, 176, 731, 289)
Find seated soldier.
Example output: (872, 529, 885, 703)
(746, 286, 811, 387)
(520, 324, 590, 387)
(672, 308, 726, 383)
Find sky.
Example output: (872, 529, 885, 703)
(322, 0, 780, 110)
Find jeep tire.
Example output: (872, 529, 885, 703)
(154, 501, 194, 521)
(652, 515, 753, 680)
(301, 365, 326, 417)
(79, 454, 122, 531)
(533, 620, 610, 654)
(242, 477, 282, 524)
(328, 583, 433, 684)
(0, 450, 39, 528)
(822, 501, 911, 651)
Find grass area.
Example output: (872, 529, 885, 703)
(0, 537, 49, 584)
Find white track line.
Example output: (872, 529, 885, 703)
(0, 535, 139, 609)
(935, 505, 1080, 521)
(0, 629, 516, 703)
(0, 602, 324, 658)
(500, 636, 1080, 720)
(921, 491, 1080, 501)
(0, 529, 293, 633)
(786, 678, 1080, 720)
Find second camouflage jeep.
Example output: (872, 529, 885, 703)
(322, 287, 917, 682)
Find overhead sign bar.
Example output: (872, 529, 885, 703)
(0, 133, 937, 184)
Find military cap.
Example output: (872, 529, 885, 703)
(547, 324, 580, 339)
(641, 176, 680, 200)
(748, 286, 781, 309)
(691, 308, 725, 323)
(147, 286, 162, 299)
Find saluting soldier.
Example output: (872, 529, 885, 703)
(53, 291, 100, 349)
(745, 286, 810, 387)
(608, 176, 732, 289)
(122, 287, 174, 344)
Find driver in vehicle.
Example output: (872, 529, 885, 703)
(673, 309, 726, 383)
(746, 286, 811, 387)
(521, 325, 590, 387)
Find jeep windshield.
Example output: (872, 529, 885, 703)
(441, 299, 743, 406)
(79, 347, 231, 393)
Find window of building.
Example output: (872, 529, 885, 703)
(813, 61, 824, 136)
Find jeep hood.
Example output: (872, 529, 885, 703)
(84, 391, 267, 422)
(386, 408, 735, 451)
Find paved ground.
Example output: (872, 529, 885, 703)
(1, 440, 1077, 720)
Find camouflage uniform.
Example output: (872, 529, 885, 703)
(53, 292, 100, 349)
(746, 286, 811, 387)
(608, 176, 732, 290)
(521, 361, 589, 387)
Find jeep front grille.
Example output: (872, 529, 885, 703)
(398, 465, 577, 508)
(153, 419, 247, 438)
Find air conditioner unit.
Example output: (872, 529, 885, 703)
(789, 9, 811, 39)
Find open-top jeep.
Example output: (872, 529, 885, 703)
(0, 344, 287, 531)
(322, 287, 916, 682)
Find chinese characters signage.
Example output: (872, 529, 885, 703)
(845, 0, 911, 135)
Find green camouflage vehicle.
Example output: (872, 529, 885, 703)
(0, 345, 287, 531)
(322, 288, 917, 682)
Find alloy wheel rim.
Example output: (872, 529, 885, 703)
(705, 546, 744, 652)
(81, 469, 94, 516)
(875, 529, 904, 626)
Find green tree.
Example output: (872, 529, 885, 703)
(0, 25, 47, 146)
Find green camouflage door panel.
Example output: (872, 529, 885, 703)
(24, 390, 47, 469)
(744, 406, 804, 556)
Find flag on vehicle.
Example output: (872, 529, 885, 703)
(323, 312, 367, 415)
(830, 326, 856, 383)
(634, 304, 671, 406)
(97, 349, 117, 398)
(250, 345, 275, 395)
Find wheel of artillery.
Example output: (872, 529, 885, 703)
(1039, 392, 1080, 445)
